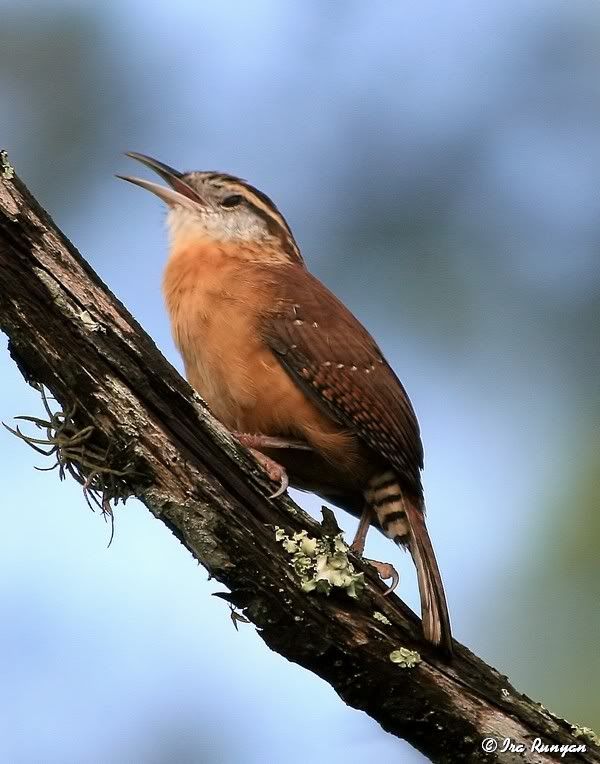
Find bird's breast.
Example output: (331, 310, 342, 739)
(163, 245, 258, 427)
(162, 245, 304, 433)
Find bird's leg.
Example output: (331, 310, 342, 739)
(232, 432, 312, 499)
(350, 504, 375, 555)
(350, 504, 400, 595)
(232, 433, 313, 451)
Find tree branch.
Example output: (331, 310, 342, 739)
(1, 152, 598, 764)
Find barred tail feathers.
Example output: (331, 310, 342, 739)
(365, 471, 410, 542)
(365, 472, 453, 655)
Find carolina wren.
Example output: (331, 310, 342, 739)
(119, 152, 453, 654)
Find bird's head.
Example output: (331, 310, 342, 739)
(118, 152, 302, 263)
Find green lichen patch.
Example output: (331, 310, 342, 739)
(373, 611, 391, 626)
(389, 647, 421, 668)
(1, 150, 14, 180)
(572, 725, 600, 747)
(275, 528, 364, 599)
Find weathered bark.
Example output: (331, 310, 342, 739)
(1, 152, 598, 764)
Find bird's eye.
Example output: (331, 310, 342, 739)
(221, 194, 243, 208)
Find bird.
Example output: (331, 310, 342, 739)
(118, 152, 453, 655)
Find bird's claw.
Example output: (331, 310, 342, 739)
(232, 431, 293, 498)
(247, 447, 289, 498)
(268, 467, 289, 499)
(363, 557, 400, 595)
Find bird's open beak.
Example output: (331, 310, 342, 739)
(117, 152, 204, 208)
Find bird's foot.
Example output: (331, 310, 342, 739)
(232, 432, 313, 498)
(250, 448, 289, 498)
(234, 438, 289, 499)
(363, 557, 400, 595)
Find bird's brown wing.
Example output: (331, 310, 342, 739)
(261, 264, 424, 492)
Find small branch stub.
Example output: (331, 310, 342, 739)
(1, 150, 14, 180)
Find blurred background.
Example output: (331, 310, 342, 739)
(1, 1, 599, 761)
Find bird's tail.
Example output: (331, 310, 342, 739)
(365, 471, 453, 655)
